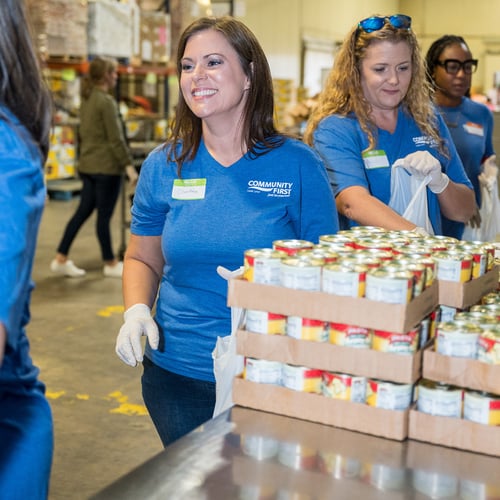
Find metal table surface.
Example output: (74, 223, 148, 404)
(92, 406, 500, 499)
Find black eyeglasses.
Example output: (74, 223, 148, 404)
(357, 14, 412, 33)
(436, 59, 478, 75)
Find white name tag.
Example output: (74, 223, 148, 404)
(362, 150, 390, 169)
(172, 178, 207, 200)
(463, 122, 484, 137)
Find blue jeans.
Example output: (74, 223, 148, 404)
(56, 173, 122, 261)
(0, 386, 53, 499)
(142, 356, 216, 447)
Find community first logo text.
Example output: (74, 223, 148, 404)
(247, 180, 293, 197)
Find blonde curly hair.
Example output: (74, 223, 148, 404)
(304, 17, 444, 155)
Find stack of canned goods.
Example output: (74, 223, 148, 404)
(242, 230, 495, 306)
(243, 357, 415, 411)
(434, 290, 500, 365)
(416, 379, 500, 426)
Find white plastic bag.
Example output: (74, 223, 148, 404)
(463, 175, 500, 242)
(388, 165, 434, 235)
(212, 266, 245, 418)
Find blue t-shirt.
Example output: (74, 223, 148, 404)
(312, 107, 473, 236)
(437, 97, 494, 238)
(131, 137, 339, 382)
(0, 107, 46, 390)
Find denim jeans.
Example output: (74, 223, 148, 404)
(142, 356, 216, 447)
(0, 386, 53, 499)
(56, 173, 122, 261)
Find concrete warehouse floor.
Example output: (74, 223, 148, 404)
(29, 191, 163, 499)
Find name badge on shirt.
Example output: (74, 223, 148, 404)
(172, 178, 207, 200)
(362, 150, 390, 169)
(463, 122, 484, 137)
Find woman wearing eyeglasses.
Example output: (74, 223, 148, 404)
(426, 35, 495, 238)
(304, 15, 475, 236)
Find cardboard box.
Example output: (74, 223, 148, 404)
(237, 330, 422, 384)
(232, 377, 410, 441)
(423, 346, 500, 395)
(228, 279, 438, 334)
(438, 266, 499, 309)
(408, 408, 500, 456)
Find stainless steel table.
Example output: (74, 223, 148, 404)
(92, 406, 500, 499)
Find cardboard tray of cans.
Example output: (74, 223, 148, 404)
(408, 408, 500, 457)
(227, 278, 438, 334)
(422, 345, 500, 395)
(232, 377, 410, 441)
(437, 265, 499, 309)
(237, 330, 422, 384)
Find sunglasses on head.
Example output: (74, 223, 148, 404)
(436, 59, 478, 75)
(358, 14, 412, 33)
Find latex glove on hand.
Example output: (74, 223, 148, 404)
(394, 151, 450, 194)
(481, 154, 498, 179)
(116, 303, 159, 367)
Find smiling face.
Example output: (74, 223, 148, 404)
(180, 29, 250, 126)
(433, 42, 472, 106)
(360, 40, 412, 115)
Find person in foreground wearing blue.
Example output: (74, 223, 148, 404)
(426, 35, 495, 239)
(304, 14, 475, 236)
(115, 16, 339, 447)
(0, 0, 54, 498)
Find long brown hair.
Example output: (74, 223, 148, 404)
(167, 16, 284, 176)
(0, 0, 53, 161)
(304, 17, 443, 154)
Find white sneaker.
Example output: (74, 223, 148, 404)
(103, 261, 123, 278)
(50, 259, 86, 277)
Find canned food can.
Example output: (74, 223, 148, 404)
(353, 236, 393, 252)
(419, 308, 440, 348)
(278, 442, 317, 471)
(481, 291, 500, 305)
(321, 371, 366, 403)
(319, 233, 356, 249)
(434, 251, 472, 282)
(348, 225, 387, 235)
(342, 253, 382, 270)
(366, 379, 413, 410)
(272, 239, 314, 256)
(357, 247, 394, 262)
(322, 263, 367, 297)
(413, 469, 458, 499)
(282, 364, 323, 393)
(365, 268, 413, 304)
(416, 379, 463, 418)
(394, 244, 432, 258)
(372, 328, 419, 354)
(454, 311, 498, 331)
(329, 322, 372, 349)
(280, 256, 323, 291)
(246, 309, 286, 335)
(296, 246, 339, 264)
(243, 248, 285, 285)
(317, 452, 361, 479)
(470, 303, 500, 320)
(241, 434, 280, 460)
(457, 242, 487, 278)
(286, 316, 328, 342)
(439, 304, 460, 323)
(435, 321, 482, 358)
(479, 242, 496, 271)
(477, 327, 500, 364)
(244, 358, 282, 385)
(463, 390, 500, 425)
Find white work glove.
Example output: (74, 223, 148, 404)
(115, 304, 159, 367)
(479, 155, 498, 192)
(394, 151, 450, 194)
